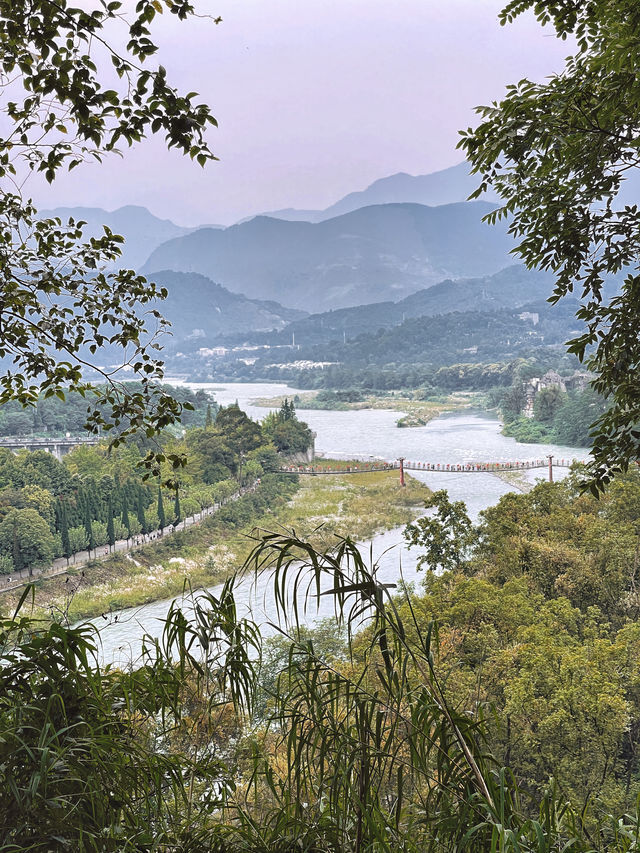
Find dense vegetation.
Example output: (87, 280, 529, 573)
(401, 477, 640, 816)
(490, 364, 607, 447)
(5, 469, 640, 849)
(0, 384, 217, 437)
(0, 397, 313, 574)
(187, 299, 584, 396)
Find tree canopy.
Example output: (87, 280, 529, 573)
(460, 0, 640, 491)
(0, 0, 219, 481)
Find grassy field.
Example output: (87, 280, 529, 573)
(7, 468, 430, 623)
(254, 390, 478, 425)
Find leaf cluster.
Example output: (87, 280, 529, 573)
(0, 0, 220, 480)
(460, 0, 640, 491)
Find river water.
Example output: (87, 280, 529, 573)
(93, 382, 589, 666)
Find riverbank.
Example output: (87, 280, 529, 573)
(6, 467, 429, 623)
(253, 390, 479, 426)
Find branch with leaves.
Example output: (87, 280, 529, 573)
(0, 0, 220, 482)
(460, 0, 640, 492)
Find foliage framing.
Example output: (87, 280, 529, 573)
(0, 0, 219, 482)
(460, 0, 640, 492)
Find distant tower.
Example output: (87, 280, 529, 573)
(292, 332, 295, 347)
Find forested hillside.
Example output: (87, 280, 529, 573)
(142, 202, 514, 311)
(150, 270, 306, 346)
(246, 265, 555, 348)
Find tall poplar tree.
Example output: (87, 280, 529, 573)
(60, 502, 71, 565)
(106, 497, 116, 552)
(83, 504, 95, 557)
(157, 487, 166, 534)
(121, 494, 131, 541)
(174, 489, 181, 526)
(136, 492, 147, 536)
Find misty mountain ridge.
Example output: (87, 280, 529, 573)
(38, 204, 206, 270)
(255, 162, 496, 223)
(257, 160, 640, 223)
(142, 200, 514, 312)
(254, 266, 555, 347)
(149, 270, 305, 350)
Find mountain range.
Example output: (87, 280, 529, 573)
(254, 265, 555, 346)
(148, 271, 305, 349)
(258, 162, 495, 223)
(142, 201, 514, 312)
(39, 205, 198, 270)
(264, 158, 638, 225)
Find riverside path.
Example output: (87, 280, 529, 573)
(0, 482, 257, 596)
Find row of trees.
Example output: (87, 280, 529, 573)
(0, 400, 314, 574)
(0, 384, 217, 438)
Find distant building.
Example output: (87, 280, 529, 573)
(519, 311, 540, 325)
(272, 360, 340, 370)
(522, 370, 591, 418)
(198, 346, 228, 357)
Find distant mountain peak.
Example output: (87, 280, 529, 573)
(39, 204, 195, 270)
(247, 161, 491, 224)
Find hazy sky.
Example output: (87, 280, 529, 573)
(29, 0, 569, 226)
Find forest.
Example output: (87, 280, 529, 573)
(0, 384, 216, 437)
(0, 397, 313, 574)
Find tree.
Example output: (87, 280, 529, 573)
(20, 484, 55, 529)
(174, 488, 181, 526)
(0, 0, 220, 484)
(106, 496, 116, 551)
(534, 385, 565, 423)
(136, 491, 147, 535)
(214, 405, 264, 456)
(404, 489, 476, 573)
(187, 428, 239, 484)
(0, 508, 55, 574)
(552, 387, 607, 447)
(157, 486, 166, 533)
(121, 492, 131, 541)
(60, 501, 71, 564)
(262, 404, 314, 455)
(83, 503, 95, 557)
(460, 0, 640, 491)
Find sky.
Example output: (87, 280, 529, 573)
(28, 0, 570, 226)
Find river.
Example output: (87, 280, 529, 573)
(92, 382, 589, 666)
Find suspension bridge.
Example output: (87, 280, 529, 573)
(280, 455, 581, 484)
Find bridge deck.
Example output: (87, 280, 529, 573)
(0, 436, 99, 448)
(280, 458, 579, 475)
